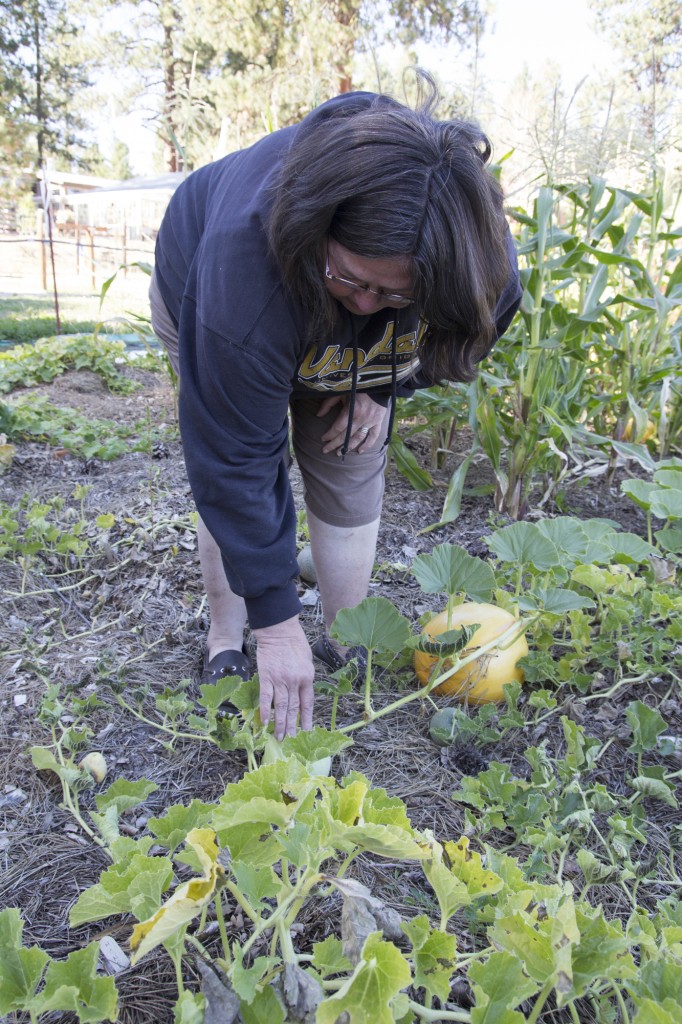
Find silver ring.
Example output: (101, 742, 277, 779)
(358, 426, 370, 435)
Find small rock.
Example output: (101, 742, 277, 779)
(12, 694, 27, 708)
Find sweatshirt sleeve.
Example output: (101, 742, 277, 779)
(177, 284, 303, 629)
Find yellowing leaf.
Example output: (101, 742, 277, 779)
(342, 823, 430, 861)
(0, 437, 15, 472)
(444, 837, 504, 898)
(130, 828, 223, 963)
(402, 914, 457, 1004)
(334, 780, 368, 826)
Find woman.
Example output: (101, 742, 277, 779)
(150, 75, 522, 741)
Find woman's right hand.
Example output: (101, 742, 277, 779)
(253, 616, 315, 740)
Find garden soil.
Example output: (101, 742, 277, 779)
(0, 364, 676, 1023)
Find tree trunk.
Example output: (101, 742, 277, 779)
(161, 6, 178, 172)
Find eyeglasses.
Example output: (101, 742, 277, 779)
(324, 252, 414, 308)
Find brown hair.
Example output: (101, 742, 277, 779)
(268, 72, 512, 382)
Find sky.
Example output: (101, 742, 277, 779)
(473, 0, 605, 98)
(412, 0, 609, 126)
(109, 0, 608, 176)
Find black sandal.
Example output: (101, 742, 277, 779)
(201, 647, 251, 685)
(311, 633, 367, 674)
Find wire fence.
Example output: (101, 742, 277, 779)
(0, 231, 155, 295)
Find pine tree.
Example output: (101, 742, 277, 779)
(0, 0, 91, 168)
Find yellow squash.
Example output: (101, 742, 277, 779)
(414, 602, 528, 704)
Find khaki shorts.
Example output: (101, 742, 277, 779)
(149, 269, 387, 527)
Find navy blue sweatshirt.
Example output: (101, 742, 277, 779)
(154, 94, 522, 629)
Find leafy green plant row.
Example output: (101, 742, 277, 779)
(0, 332, 148, 394)
(395, 176, 682, 525)
(0, 317, 115, 344)
(2, 392, 179, 462)
(9, 739, 682, 1024)
(6, 503, 680, 1022)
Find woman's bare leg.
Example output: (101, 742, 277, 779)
(306, 510, 380, 653)
(197, 516, 247, 658)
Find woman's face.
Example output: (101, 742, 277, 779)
(324, 239, 415, 315)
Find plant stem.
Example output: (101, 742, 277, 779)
(363, 652, 374, 719)
(339, 619, 532, 735)
(172, 949, 185, 995)
(335, 849, 360, 879)
(407, 999, 471, 1022)
(582, 671, 652, 703)
(52, 730, 112, 857)
(276, 918, 296, 962)
(526, 979, 554, 1024)
(455, 945, 494, 970)
(236, 869, 322, 963)
(613, 984, 631, 1024)
(330, 693, 339, 732)
(223, 881, 259, 925)
(215, 892, 231, 965)
(5, 617, 114, 657)
(114, 695, 217, 745)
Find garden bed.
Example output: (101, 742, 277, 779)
(1, 359, 680, 1024)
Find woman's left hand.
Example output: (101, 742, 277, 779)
(318, 393, 386, 454)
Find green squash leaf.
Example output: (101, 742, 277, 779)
(411, 542, 495, 601)
(0, 909, 49, 1014)
(630, 770, 678, 808)
(94, 777, 158, 814)
(173, 990, 206, 1024)
(632, 999, 682, 1023)
(535, 517, 591, 566)
(331, 597, 412, 654)
(230, 862, 280, 907)
(30, 746, 83, 790)
(485, 522, 561, 570)
(69, 854, 174, 926)
(626, 700, 668, 753)
(518, 587, 595, 614)
(316, 933, 411, 1024)
(468, 950, 539, 1022)
(34, 943, 118, 1023)
(312, 936, 353, 978)
(634, 960, 682, 1006)
(279, 726, 354, 766)
(147, 799, 214, 854)
(239, 982, 285, 1023)
(231, 946, 278, 1005)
